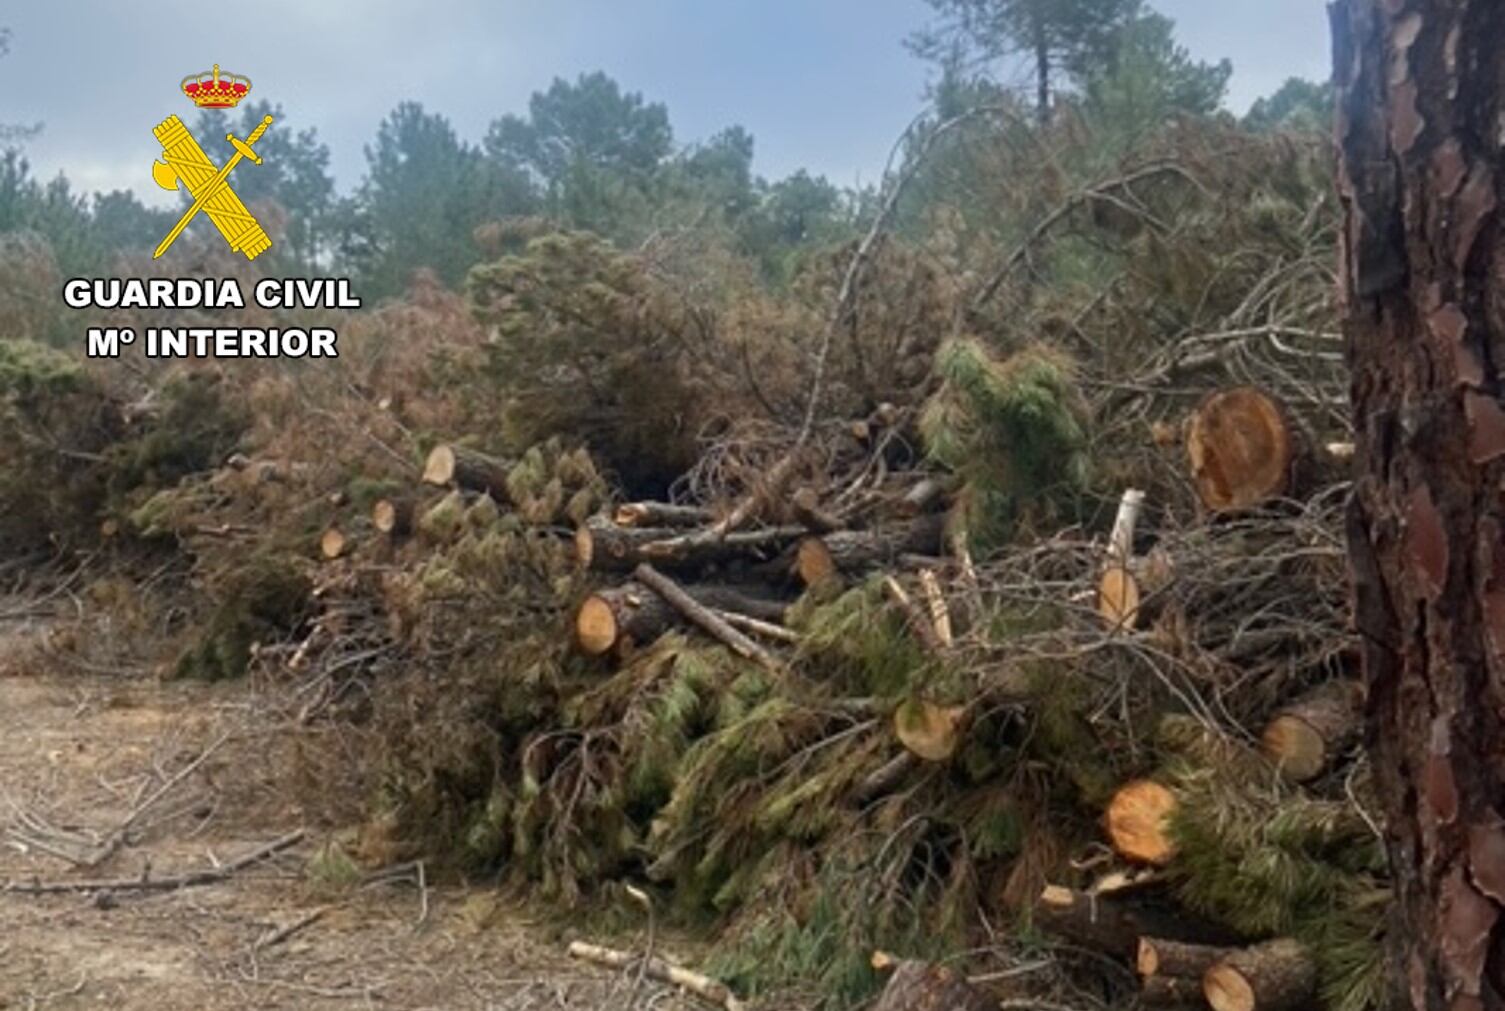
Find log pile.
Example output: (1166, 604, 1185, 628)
(9, 117, 1379, 1011)
(274, 377, 1369, 1009)
(117, 357, 1371, 1010)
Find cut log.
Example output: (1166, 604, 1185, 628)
(1185, 388, 1295, 512)
(319, 527, 346, 560)
(791, 486, 843, 533)
(566, 940, 745, 1011)
(796, 515, 946, 587)
(577, 516, 803, 573)
(869, 958, 994, 1011)
(577, 519, 676, 571)
(893, 699, 965, 762)
(575, 582, 789, 657)
(577, 584, 677, 656)
(1105, 780, 1178, 866)
(1139, 937, 1235, 979)
(632, 564, 784, 674)
(422, 445, 511, 501)
(1033, 884, 1141, 959)
(1260, 680, 1363, 782)
(1203, 940, 1316, 1011)
(613, 501, 716, 528)
(372, 497, 414, 537)
(1098, 567, 1141, 631)
(1141, 973, 1205, 1007)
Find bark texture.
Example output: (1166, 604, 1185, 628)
(1334, 0, 1505, 1006)
(870, 958, 994, 1011)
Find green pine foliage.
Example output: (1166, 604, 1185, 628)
(173, 553, 312, 680)
(921, 339, 1089, 553)
(467, 231, 721, 495)
(1166, 760, 1389, 1011)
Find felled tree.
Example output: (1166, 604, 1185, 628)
(468, 230, 730, 495)
(920, 339, 1088, 553)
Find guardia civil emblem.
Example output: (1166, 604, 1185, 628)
(149, 65, 274, 260)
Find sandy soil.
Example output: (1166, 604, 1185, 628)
(0, 617, 710, 1011)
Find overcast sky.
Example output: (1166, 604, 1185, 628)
(0, 1, 1332, 209)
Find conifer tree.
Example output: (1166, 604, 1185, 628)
(912, 0, 1140, 122)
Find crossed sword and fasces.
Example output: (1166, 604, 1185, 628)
(151, 114, 274, 260)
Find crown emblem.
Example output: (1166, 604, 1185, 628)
(181, 64, 251, 108)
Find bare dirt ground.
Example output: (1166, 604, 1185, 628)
(0, 612, 708, 1011)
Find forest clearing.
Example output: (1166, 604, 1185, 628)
(3, 0, 1503, 1009)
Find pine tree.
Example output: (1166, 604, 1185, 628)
(1335, 0, 1505, 1004)
(911, 0, 1140, 122)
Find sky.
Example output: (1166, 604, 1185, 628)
(0, 1, 1333, 209)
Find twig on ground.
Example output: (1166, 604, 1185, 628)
(3, 828, 305, 896)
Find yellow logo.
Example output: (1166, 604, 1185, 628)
(150, 65, 273, 261)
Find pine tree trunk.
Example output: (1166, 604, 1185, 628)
(1033, 20, 1051, 125)
(1334, 1, 1505, 1006)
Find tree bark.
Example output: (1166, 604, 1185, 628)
(1033, 885, 1142, 959)
(1139, 937, 1235, 979)
(1202, 939, 1315, 1011)
(796, 515, 946, 587)
(1259, 679, 1363, 783)
(576, 581, 789, 657)
(632, 564, 784, 674)
(576, 515, 803, 573)
(1334, 0, 1505, 1006)
(1140, 973, 1205, 1008)
(1032, 17, 1051, 126)
(422, 445, 511, 501)
(869, 958, 994, 1011)
(613, 501, 716, 528)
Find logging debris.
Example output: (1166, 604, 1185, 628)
(9, 128, 1378, 1011)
